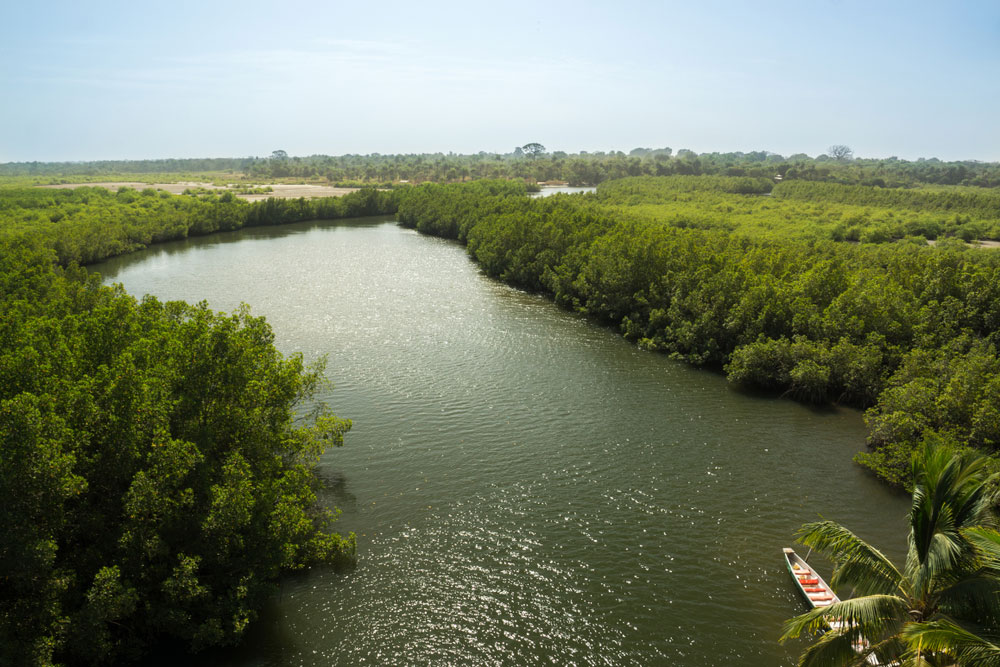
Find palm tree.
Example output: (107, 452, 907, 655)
(781, 440, 1000, 666)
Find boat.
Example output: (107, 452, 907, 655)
(784, 547, 839, 608)
(784, 548, 882, 665)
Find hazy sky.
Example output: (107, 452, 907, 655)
(2, 0, 998, 162)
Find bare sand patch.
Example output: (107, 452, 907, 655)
(926, 238, 1000, 249)
(38, 182, 358, 200)
(237, 184, 358, 201)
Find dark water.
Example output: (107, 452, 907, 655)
(92, 218, 910, 665)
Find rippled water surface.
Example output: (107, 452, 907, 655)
(93, 218, 910, 665)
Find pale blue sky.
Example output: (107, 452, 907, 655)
(2, 0, 998, 162)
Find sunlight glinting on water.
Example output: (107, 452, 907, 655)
(95, 218, 910, 665)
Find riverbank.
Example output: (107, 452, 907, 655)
(395, 178, 1000, 488)
(9, 177, 1000, 488)
(90, 216, 912, 666)
(0, 186, 398, 265)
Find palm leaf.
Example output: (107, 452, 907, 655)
(781, 595, 907, 643)
(797, 521, 906, 597)
(787, 443, 1000, 667)
(967, 527, 1000, 569)
(782, 605, 842, 640)
(909, 441, 999, 566)
(907, 441, 998, 602)
(863, 633, 907, 667)
(902, 619, 1000, 667)
(906, 525, 968, 600)
(794, 625, 870, 667)
(935, 572, 1000, 628)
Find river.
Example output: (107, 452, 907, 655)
(92, 217, 910, 665)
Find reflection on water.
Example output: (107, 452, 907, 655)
(93, 218, 909, 666)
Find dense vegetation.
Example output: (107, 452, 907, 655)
(0, 189, 406, 664)
(0, 186, 399, 265)
(595, 176, 1000, 243)
(395, 177, 1000, 485)
(4, 147, 1000, 188)
(3, 164, 1000, 662)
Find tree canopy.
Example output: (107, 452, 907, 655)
(3, 147, 998, 188)
(395, 176, 1000, 484)
(828, 144, 854, 162)
(521, 143, 546, 158)
(4, 168, 1000, 661)
(0, 228, 357, 664)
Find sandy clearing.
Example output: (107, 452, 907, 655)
(926, 238, 1000, 249)
(38, 182, 358, 200)
(236, 184, 358, 200)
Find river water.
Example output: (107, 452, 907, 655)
(92, 217, 910, 665)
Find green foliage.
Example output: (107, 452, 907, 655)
(595, 176, 1000, 244)
(0, 186, 400, 265)
(396, 180, 527, 241)
(2, 163, 999, 660)
(4, 148, 999, 188)
(726, 336, 888, 405)
(774, 180, 1000, 218)
(782, 442, 1000, 666)
(0, 239, 354, 665)
(860, 343, 1000, 486)
(774, 180, 1000, 242)
(392, 176, 1000, 484)
(597, 174, 774, 198)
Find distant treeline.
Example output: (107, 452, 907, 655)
(396, 178, 1000, 486)
(4, 148, 1000, 189)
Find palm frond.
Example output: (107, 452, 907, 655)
(786, 443, 1000, 667)
(795, 625, 870, 667)
(907, 527, 969, 600)
(902, 619, 1000, 667)
(781, 595, 907, 644)
(863, 634, 907, 667)
(935, 572, 1000, 627)
(822, 595, 908, 644)
(797, 521, 905, 597)
(782, 605, 841, 640)
(909, 440, 999, 566)
(907, 440, 998, 602)
(968, 527, 1000, 570)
